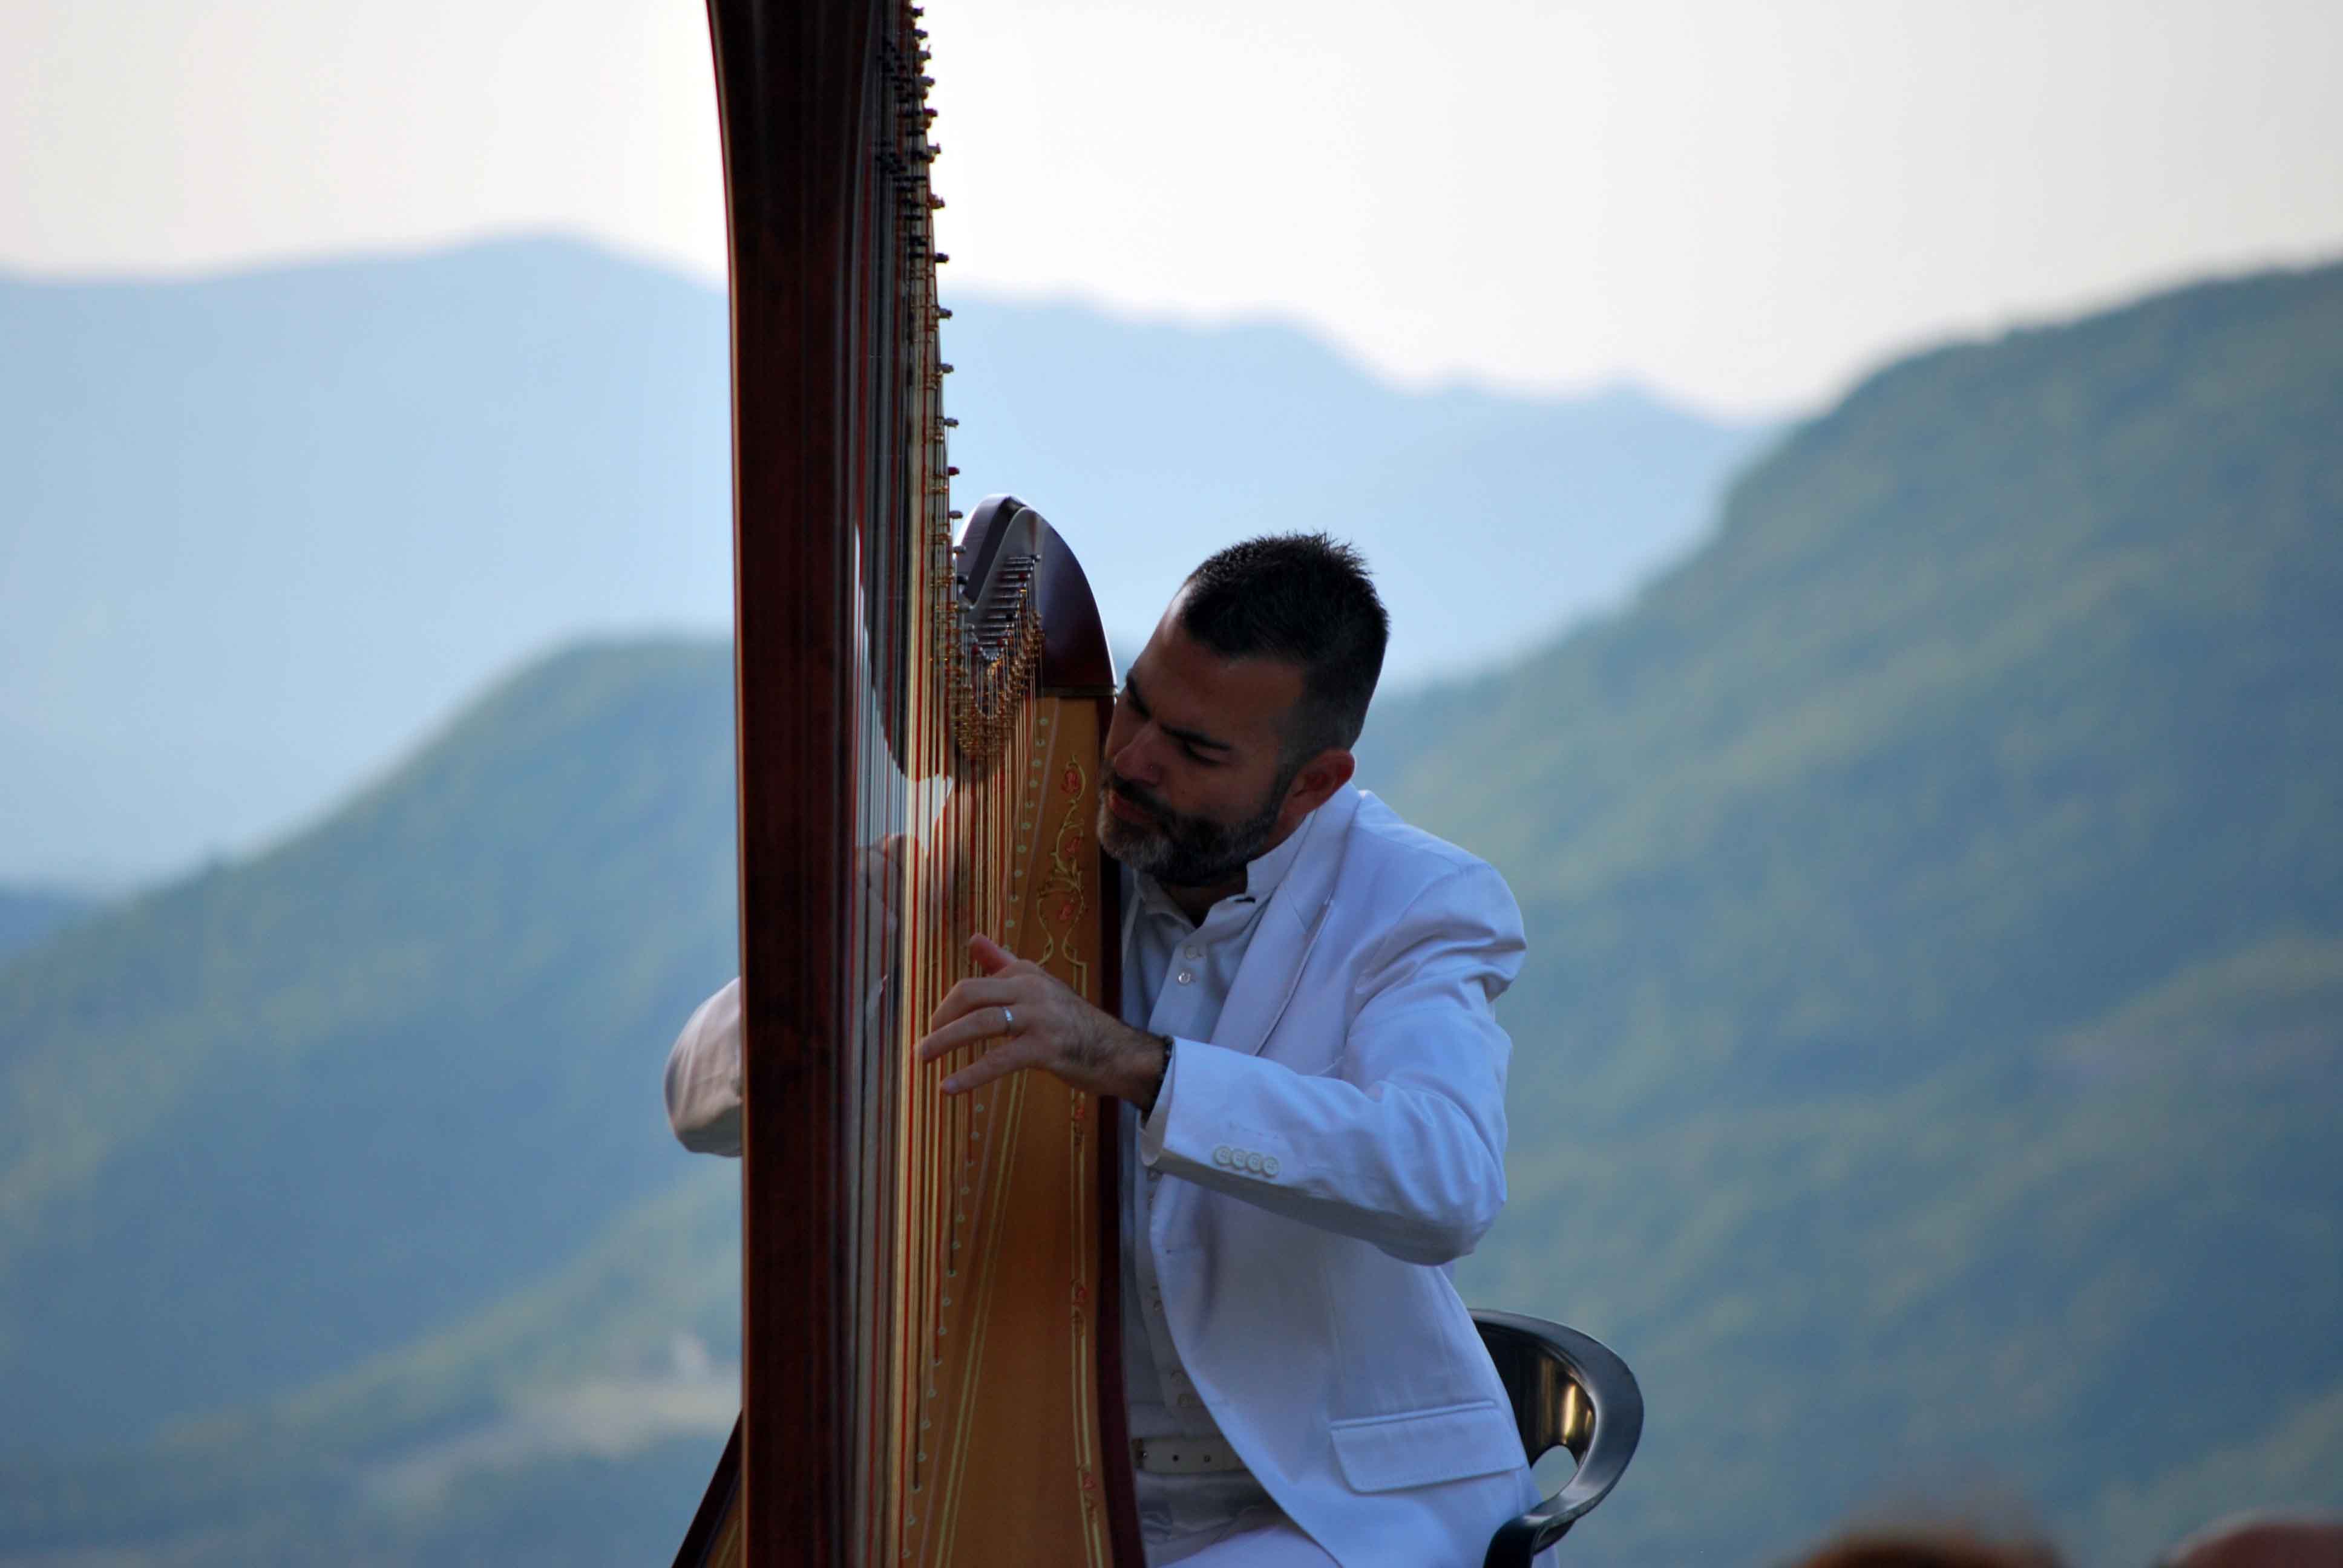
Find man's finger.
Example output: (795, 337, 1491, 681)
(915, 999, 1027, 1065)
(926, 976, 1018, 1032)
(942, 1040, 1032, 1096)
(968, 933, 1017, 975)
(915, 1013, 988, 1065)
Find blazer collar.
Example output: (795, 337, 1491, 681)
(1207, 786, 1361, 1059)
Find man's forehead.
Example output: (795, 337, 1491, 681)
(1130, 623, 1304, 743)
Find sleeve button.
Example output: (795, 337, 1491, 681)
(1263, 1155, 1279, 1177)
(1213, 1145, 1232, 1166)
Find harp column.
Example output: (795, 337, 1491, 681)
(706, 0, 881, 1562)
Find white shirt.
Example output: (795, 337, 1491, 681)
(1121, 811, 1319, 1553)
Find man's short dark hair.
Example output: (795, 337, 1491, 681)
(1175, 533, 1389, 759)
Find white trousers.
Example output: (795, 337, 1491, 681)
(1148, 1508, 1340, 1567)
(1145, 1503, 1550, 1568)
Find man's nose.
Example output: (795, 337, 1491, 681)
(1107, 724, 1164, 786)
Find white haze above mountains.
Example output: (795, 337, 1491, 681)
(0, 235, 1774, 886)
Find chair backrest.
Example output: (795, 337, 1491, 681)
(1471, 1310, 1643, 1566)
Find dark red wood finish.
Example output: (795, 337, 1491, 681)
(706, 1, 874, 1562)
(699, 0, 1142, 1555)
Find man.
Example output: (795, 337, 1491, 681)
(666, 535, 1538, 1566)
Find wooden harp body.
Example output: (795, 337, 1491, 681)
(681, 2, 1141, 1563)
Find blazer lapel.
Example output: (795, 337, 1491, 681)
(1210, 788, 1359, 1059)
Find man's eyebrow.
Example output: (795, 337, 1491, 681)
(1122, 672, 1234, 753)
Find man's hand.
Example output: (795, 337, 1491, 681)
(919, 934, 1167, 1109)
(858, 834, 908, 935)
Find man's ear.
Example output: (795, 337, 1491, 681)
(1282, 748, 1357, 818)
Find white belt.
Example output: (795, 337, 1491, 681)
(1132, 1437, 1248, 1475)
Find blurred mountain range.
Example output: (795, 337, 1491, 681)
(1361, 257, 2343, 1564)
(1, 258, 2338, 1566)
(0, 237, 1770, 887)
(0, 887, 91, 965)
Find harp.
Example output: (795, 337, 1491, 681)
(676, 1, 1142, 1564)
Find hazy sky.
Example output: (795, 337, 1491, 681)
(4, 0, 2339, 413)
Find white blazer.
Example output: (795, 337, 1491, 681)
(1135, 786, 1536, 1566)
(663, 786, 1539, 1566)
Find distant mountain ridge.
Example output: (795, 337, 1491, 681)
(0, 235, 1769, 886)
(0, 887, 95, 965)
(0, 640, 737, 1455)
(1360, 258, 2343, 1563)
(2, 260, 2338, 1566)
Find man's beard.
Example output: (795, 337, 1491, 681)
(1095, 766, 1294, 890)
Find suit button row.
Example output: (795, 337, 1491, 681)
(1211, 1145, 1279, 1178)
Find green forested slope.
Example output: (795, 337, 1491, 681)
(1365, 262, 2343, 1564)
(3, 263, 2340, 1565)
(0, 641, 739, 1446)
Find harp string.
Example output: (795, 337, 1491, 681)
(835, 0, 1052, 1555)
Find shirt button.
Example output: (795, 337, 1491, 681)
(1184, 945, 1201, 960)
(1176, 969, 1194, 985)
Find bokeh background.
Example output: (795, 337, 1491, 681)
(3, 2, 2341, 1563)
